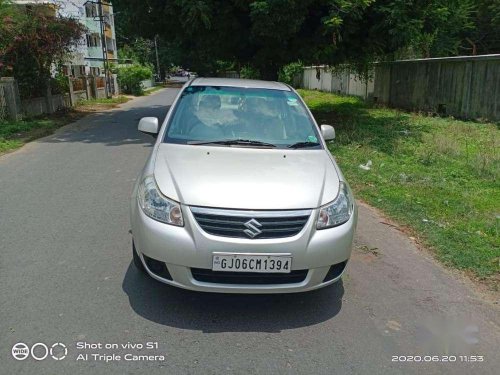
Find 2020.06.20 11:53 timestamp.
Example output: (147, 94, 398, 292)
(392, 355, 484, 363)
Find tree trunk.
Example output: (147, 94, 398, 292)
(259, 64, 278, 81)
(466, 38, 477, 55)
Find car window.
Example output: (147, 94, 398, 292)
(164, 85, 321, 148)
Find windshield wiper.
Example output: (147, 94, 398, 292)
(189, 139, 277, 148)
(287, 141, 320, 149)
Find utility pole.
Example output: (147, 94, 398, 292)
(154, 35, 161, 82)
(84, 0, 112, 98)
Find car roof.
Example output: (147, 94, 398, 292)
(190, 77, 291, 91)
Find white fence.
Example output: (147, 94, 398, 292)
(0, 77, 22, 120)
(21, 94, 71, 117)
(301, 66, 374, 99)
(0, 85, 7, 121)
(0, 75, 120, 120)
(299, 55, 500, 120)
(140, 79, 154, 89)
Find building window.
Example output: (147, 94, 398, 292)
(85, 3, 98, 18)
(106, 37, 116, 52)
(86, 33, 101, 47)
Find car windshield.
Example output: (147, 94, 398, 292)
(164, 85, 321, 149)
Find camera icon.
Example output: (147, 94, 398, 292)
(11, 342, 67, 361)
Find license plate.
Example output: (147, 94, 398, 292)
(212, 253, 292, 273)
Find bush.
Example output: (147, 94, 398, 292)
(117, 64, 153, 96)
(239, 65, 260, 79)
(278, 61, 303, 86)
(51, 72, 69, 94)
(1, 2, 85, 98)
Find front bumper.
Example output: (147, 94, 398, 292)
(130, 201, 357, 294)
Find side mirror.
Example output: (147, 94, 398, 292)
(138, 117, 159, 137)
(321, 124, 335, 141)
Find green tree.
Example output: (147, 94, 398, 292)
(112, 0, 500, 78)
(0, 2, 85, 97)
(118, 37, 155, 66)
(462, 0, 500, 55)
(377, 0, 476, 58)
(0, 0, 22, 72)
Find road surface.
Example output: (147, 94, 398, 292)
(1, 88, 498, 374)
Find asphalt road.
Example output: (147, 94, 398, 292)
(1, 88, 498, 375)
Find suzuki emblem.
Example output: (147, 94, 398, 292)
(243, 218, 262, 238)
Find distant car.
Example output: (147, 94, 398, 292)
(130, 78, 357, 293)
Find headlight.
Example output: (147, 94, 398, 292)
(137, 176, 183, 226)
(317, 182, 354, 229)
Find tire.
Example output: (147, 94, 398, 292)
(132, 241, 146, 273)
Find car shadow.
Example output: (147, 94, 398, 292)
(122, 263, 344, 333)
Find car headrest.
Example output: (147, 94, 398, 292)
(199, 95, 221, 111)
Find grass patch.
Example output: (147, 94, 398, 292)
(298, 89, 499, 286)
(77, 95, 130, 109)
(0, 95, 130, 154)
(0, 112, 81, 153)
(143, 85, 165, 96)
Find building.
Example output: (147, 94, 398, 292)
(13, 0, 118, 77)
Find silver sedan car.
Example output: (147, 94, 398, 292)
(130, 78, 357, 293)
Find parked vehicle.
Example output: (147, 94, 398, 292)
(130, 78, 357, 293)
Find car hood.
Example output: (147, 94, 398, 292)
(153, 143, 340, 210)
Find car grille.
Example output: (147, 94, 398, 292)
(191, 268, 308, 284)
(190, 207, 311, 239)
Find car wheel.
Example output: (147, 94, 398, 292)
(132, 242, 146, 273)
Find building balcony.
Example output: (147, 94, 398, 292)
(87, 47, 103, 59)
(85, 18, 101, 33)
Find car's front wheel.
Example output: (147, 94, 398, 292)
(132, 241, 146, 273)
